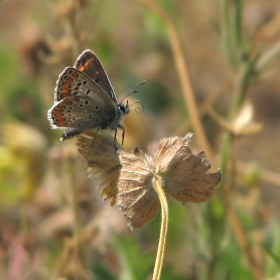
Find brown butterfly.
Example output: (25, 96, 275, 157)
(48, 49, 144, 144)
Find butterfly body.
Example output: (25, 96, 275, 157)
(47, 50, 130, 142)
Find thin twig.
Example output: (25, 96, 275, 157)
(237, 161, 280, 190)
(227, 205, 263, 280)
(256, 39, 280, 71)
(175, 75, 233, 136)
(135, 0, 215, 164)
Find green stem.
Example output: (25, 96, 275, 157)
(152, 176, 169, 280)
(233, 0, 243, 48)
(221, 0, 230, 57)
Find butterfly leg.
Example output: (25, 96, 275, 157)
(113, 129, 118, 150)
(90, 126, 100, 147)
(117, 124, 125, 145)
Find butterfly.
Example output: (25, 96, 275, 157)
(47, 49, 144, 144)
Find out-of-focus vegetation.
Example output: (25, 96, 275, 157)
(0, 0, 280, 279)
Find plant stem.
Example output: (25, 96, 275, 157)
(135, 0, 215, 164)
(152, 176, 169, 280)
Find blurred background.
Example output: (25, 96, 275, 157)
(0, 0, 280, 279)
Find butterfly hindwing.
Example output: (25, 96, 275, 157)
(74, 49, 117, 103)
(49, 95, 118, 129)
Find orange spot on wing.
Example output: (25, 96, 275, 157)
(64, 82, 71, 88)
(71, 97, 80, 101)
(62, 94, 70, 99)
(72, 71, 79, 78)
(55, 112, 63, 118)
(57, 117, 65, 123)
(61, 88, 70, 93)
(79, 66, 85, 72)
(56, 106, 65, 113)
(83, 61, 89, 67)
(65, 100, 73, 105)
(66, 77, 73, 82)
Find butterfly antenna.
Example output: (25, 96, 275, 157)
(128, 101, 144, 114)
(120, 80, 146, 103)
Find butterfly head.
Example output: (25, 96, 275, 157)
(117, 80, 146, 117)
(117, 101, 130, 116)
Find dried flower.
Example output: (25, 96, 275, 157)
(77, 131, 122, 205)
(78, 132, 221, 229)
(117, 148, 160, 229)
(117, 133, 221, 229)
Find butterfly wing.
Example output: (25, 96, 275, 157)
(74, 49, 117, 103)
(48, 95, 118, 130)
(54, 67, 110, 102)
(49, 68, 118, 129)
(48, 50, 124, 141)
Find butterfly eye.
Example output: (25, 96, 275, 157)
(118, 103, 126, 113)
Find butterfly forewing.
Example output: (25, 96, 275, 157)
(49, 68, 118, 130)
(74, 49, 117, 103)
(54, 67, 108, 102)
